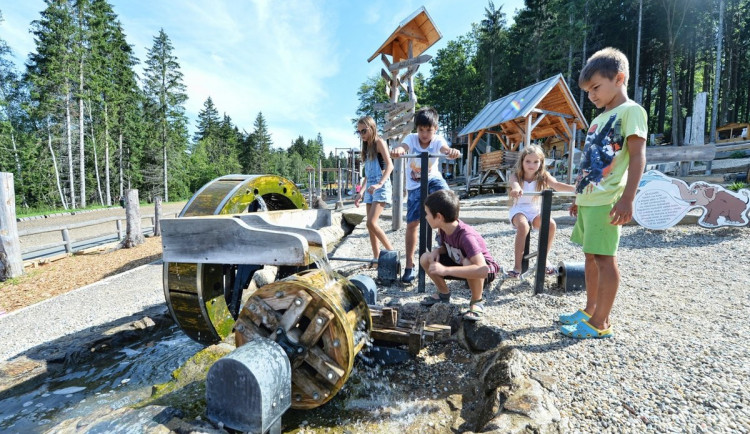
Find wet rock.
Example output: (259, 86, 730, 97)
(0, 356, 62, 396)
(132, 316, 156, 330)
(461, 321, 504, 352)
(48, 404, 228, 433)
(425, 302, 455, 325)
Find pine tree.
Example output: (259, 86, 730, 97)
(26, 0, 78, 208)
(142, 28, 188, 202)
(194, 96, 220, 144)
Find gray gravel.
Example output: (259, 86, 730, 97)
(3, 195, 748, 432)
(333, 196, 750, 433)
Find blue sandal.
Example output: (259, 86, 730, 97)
(560, 319, 613, 339)
(558, 309, 591, 325)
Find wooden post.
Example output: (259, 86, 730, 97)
(0, 172, 23, 280)
(680, 93, 707, 176)
(121, 189, 144, 248)
(317, 159, 323, 200)
(154, 196, 162, 236)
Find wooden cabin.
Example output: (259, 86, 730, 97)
(458, 74, 588, 193)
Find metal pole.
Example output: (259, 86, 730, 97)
(534, 189, 554, 295)
(418, 151, 429, 293)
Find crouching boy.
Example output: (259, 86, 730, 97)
(419, 189, 500, 321)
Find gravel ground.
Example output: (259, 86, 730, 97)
(332, 196, 750, 433)
(0, 262, 165, 361)
(3, 194, 748, 432)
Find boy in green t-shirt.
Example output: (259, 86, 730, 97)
(559, 47, 647, 339)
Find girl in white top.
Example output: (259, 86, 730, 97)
(506, 145, 575, 278)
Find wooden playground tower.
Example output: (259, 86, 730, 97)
(367, 7, 442, 230)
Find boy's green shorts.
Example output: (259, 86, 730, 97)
(570, 203, 621, 256)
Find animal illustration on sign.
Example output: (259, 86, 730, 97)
(633, 170, 750, 229)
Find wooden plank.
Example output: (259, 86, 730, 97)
(244, 296, 281, 330)
(374, 101, 413, 112)
(388, 54, 432, 71)
(396, 27, 429, 44)
(387, 103, 414, 120)
(645, 145, 716, 164)
(370, 328, 410, 344)
(383, 108, 415, 130)
(299, 307, 334, 347)
(292, 368, 328, 401)
(383, 121, 414, 140)
(400, 65, 419, 82)
(279, 290, 313, 331)
(305, 346, 345, 385)
(408, 321, 425, 355)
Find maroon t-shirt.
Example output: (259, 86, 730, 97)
(437, 220, 499, 274)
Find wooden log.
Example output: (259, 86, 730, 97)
(645, 145, 716, 164)
(154, 196, 162, 236)
(121, 189, 144, 248)
(0, 172, 23, 280)
(383, 121, 414, 140)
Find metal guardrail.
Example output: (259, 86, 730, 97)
(19, 213, 177, 261)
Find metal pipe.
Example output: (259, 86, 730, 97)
(534, 190, 554, 295)
(418, 152, 429, 293)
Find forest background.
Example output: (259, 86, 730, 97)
(0, 0, 742, 211)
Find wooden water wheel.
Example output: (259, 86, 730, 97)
(163, 175, 307, 345)
(234, 268, 371, 410)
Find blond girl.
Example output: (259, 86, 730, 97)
(505, 145, 575, 278)
(353, 116, 394, 264)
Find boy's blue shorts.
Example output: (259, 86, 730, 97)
(406, 177, 449, 223)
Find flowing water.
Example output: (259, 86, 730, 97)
(0, 326, 202, 432)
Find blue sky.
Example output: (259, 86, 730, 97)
(2, 0, 524, 155)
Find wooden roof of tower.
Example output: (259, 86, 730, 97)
(367, 7, 442, 63)
(459, 74, 588, 151)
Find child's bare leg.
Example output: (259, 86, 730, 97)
(366, 202, 393, 258)
(420, 252, 449, 296)
(512, 214, 530, 272)
(462, 257, 485, 302)
(405, 221, 419, 269)
(583, 253, 598, 315)
(589, 254, 619, 330)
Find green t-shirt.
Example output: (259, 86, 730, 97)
(575, 100, 648, 206)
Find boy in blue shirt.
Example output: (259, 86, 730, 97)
(391, 107, 460, 283)
(560, 47, 647, 339)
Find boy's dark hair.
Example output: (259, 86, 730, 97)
(578, 47, 630, 87)
(415, 106, 439, 129)
(425, 189, 459, 223)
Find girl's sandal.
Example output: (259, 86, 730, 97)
(462, 298, 484, 322)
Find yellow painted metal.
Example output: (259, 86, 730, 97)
(164, 175, 306, 345)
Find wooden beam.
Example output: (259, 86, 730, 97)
(532, 108, 574, 119)
(396, 28, 429, 44)
(400, 65, 420, 82)
(381, 68, 391, 83)
(380, 53, 391, 69)
(388, 54, 432, 71)
(374, 101, 413, 112)
(645, 144, 716, 164)
(468, 129, 486, 153)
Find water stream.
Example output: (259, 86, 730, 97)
(0, 326, 202, 432)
